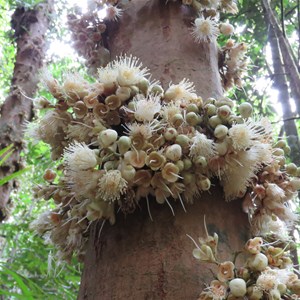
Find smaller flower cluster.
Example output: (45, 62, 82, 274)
(67, 1, 123, 74)
(219, 40, 249, 90)
(180, 0, 248, 91)
(191, 226, 300, 300)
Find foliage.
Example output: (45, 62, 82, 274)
(0, 141, 81, 299)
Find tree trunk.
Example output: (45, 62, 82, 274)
(79, 1, 248, 299)
(261, 0, 300, 115)
(0, 1, 53, 221)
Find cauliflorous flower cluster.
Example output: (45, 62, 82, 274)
(190, 224, 299, 300)
(67, 0, 123, 74)
(29, 55, 299, 261)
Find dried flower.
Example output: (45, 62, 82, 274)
(245, 237, 263, 254)
(217, 261, 235, 282)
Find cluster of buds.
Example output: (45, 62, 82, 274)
(67, 0, 123, 74)
(28, 55, 299, 260)
(191, 228, 299, 300)
(219, 40, 249, 90)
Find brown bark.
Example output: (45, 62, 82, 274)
(107, 0, 222, 100)
(79, 1, 248, 299)
(79, 186, 248, 300)
(0, 1, 53, 221)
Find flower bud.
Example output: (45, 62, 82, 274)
(175, 134, 190, 149)
(186, 112, 200, 126)
(214, 124, 228, 139)
(116, 86, 131, 102)
(217, 105, 231, 120)
(193, 156, 207, 168)
(205, 103, 217, 116)
(209, 115, 222, 128)
(99, 129, 118, 148)
(150, 84, 164, 95)
(166, 144, 182, 161)
(117, 136, 131, 155)
(183, 158, 192, 170)
(286, 163, 298, 176)
(120, 164, 136, 182)
(136, 77, 150, 95)
(274, 140, 286, 148)
(197, 177, 211, 191)
(248, 253, 268, 271)
(229, 278, 247, 297)
(175, 160, 184, 172)
(164, 127, 177, 141)
(171, 113, 184, 127)
(239, 102, 253, 118)
(186, 103, 199, 113)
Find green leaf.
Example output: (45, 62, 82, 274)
(0, 266, 34, 299)
(0, 166, 31, 186)
(0, 143, 13, 157)
(0, 149, 14, 166)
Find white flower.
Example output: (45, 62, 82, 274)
(191, 17, 219, 43)
(221, 143, 272, 200)
(228, 118, 272, 151)
(113, 55, 149, 86)
(98, 170, 127, 202)
(129, 94, 161, 122)
(164, 78, 196, 102)
(257, 214, 290, 241)
(190, 132, 216, 159)
(105, 5, 123, 21)
(64, 141, 98, 171)
(98, 62, 118, 85)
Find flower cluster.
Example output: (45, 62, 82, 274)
(28, 55, 299, 261)
(180, 0, 248, 90)
(219, 40, 249, 90)
(67, 1, 123, 74)
(190, 226, 299, 300)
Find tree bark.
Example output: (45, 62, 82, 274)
(0, 1, 53, 221)
(107, 0, 223, 100)
(79, 1, 248, 299)
(79, 186, 248, 300)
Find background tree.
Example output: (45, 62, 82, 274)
(0, 0, 54, 221)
